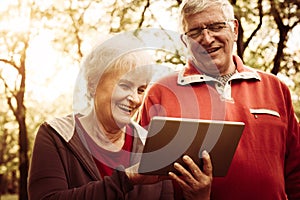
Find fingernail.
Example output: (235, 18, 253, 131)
(183, 155, 189, 161)
(202, 150, 209, 157)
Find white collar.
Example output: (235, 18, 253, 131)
(177, 65, 261, 86)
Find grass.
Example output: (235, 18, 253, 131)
(0, 194, 18, 200)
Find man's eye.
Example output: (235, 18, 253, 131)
(189, 30, 201, 37)
(209, 24, 226, 32)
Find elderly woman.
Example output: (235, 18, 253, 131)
(28, 36, 212, 200)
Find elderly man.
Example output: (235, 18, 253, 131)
(141, 0, 300, 199)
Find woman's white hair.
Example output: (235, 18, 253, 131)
(81, 39, 153, 100)
(179, 0, 235, 33)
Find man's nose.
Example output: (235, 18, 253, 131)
(199, 29, 214, 46)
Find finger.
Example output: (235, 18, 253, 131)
(168, 171, 190, 190)
(173, 161, 196, 183)
(182, 155, 203, 179)
(201, 150, 213, 177)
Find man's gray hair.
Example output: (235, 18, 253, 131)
(179, 0, 235, 33)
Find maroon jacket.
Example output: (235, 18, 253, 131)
(28, 116, 174, 200)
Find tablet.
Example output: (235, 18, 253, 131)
(138, 116, 245, 177)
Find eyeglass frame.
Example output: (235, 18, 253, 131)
(184, 20, 235, 39)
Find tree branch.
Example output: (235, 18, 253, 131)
(244, 0, 263, 49)
(138, 0, 150, 29)
(0, 74, 15, 97)
(270, 0, 284, 28)
(291, 20, 300, 29)
(0, 59, 19, 72)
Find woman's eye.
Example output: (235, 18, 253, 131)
(119, 84, 130, 90)
(138, 89, 145, 94)
(138, 86, 147, 94)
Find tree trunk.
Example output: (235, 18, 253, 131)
(18, 114, 28, 200)
(271, 29, 288, 75)
(17, 45, 29, 200)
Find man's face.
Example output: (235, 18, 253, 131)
(183, 6, 238, 75)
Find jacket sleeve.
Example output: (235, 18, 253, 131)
(28, 123, 133, 200)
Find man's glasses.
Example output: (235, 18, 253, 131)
(185, 20, 233, 39)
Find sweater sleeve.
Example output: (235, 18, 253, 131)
(140, 92, 157, 129)
(28, 123, 134, 200)
(140, 82, 169, 128)
(283, 83, 300, 200)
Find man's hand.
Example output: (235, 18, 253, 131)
(169, 150, 213, 200)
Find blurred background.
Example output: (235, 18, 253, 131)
(0, 0, 299, 199)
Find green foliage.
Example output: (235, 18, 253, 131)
(0, 99, 19, 194)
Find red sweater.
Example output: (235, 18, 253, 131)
(140, 56, 300, 200)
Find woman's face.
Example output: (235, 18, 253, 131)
(94, 67, 148, 131)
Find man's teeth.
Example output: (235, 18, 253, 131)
(206, 48, 218, 53)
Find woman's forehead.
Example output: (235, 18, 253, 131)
(122, 68, 148, 79)
(101, 65, 149, 82)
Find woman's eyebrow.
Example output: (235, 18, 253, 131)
(119, 78, 132, 84)
(118, 79, 136, 87)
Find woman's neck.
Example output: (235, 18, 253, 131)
(79, 110, 126, 151)
(98, 121, 126, 144)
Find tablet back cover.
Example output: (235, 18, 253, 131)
(138, 117, 245, 176)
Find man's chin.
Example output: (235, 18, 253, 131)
(194, 64, 221, 76)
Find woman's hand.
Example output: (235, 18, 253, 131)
(168, 150, 213, 200)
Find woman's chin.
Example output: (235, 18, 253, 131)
(114, 116, 132, 127)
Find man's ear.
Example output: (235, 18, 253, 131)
(233, 19, 239, 42)
(180, 34, 188, 47)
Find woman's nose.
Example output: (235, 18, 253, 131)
(127, 91, 141, 104)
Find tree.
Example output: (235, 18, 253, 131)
(0, 101, 19, 196)
(232, 0, 264, 60)
(0, 0, 37, 199)
(269, 0, 300, 75)
(0, 31, 29, 200)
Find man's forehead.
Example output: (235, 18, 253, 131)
(186, 6, 225, 24)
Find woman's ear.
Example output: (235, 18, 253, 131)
(180, 34, 188, 47)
